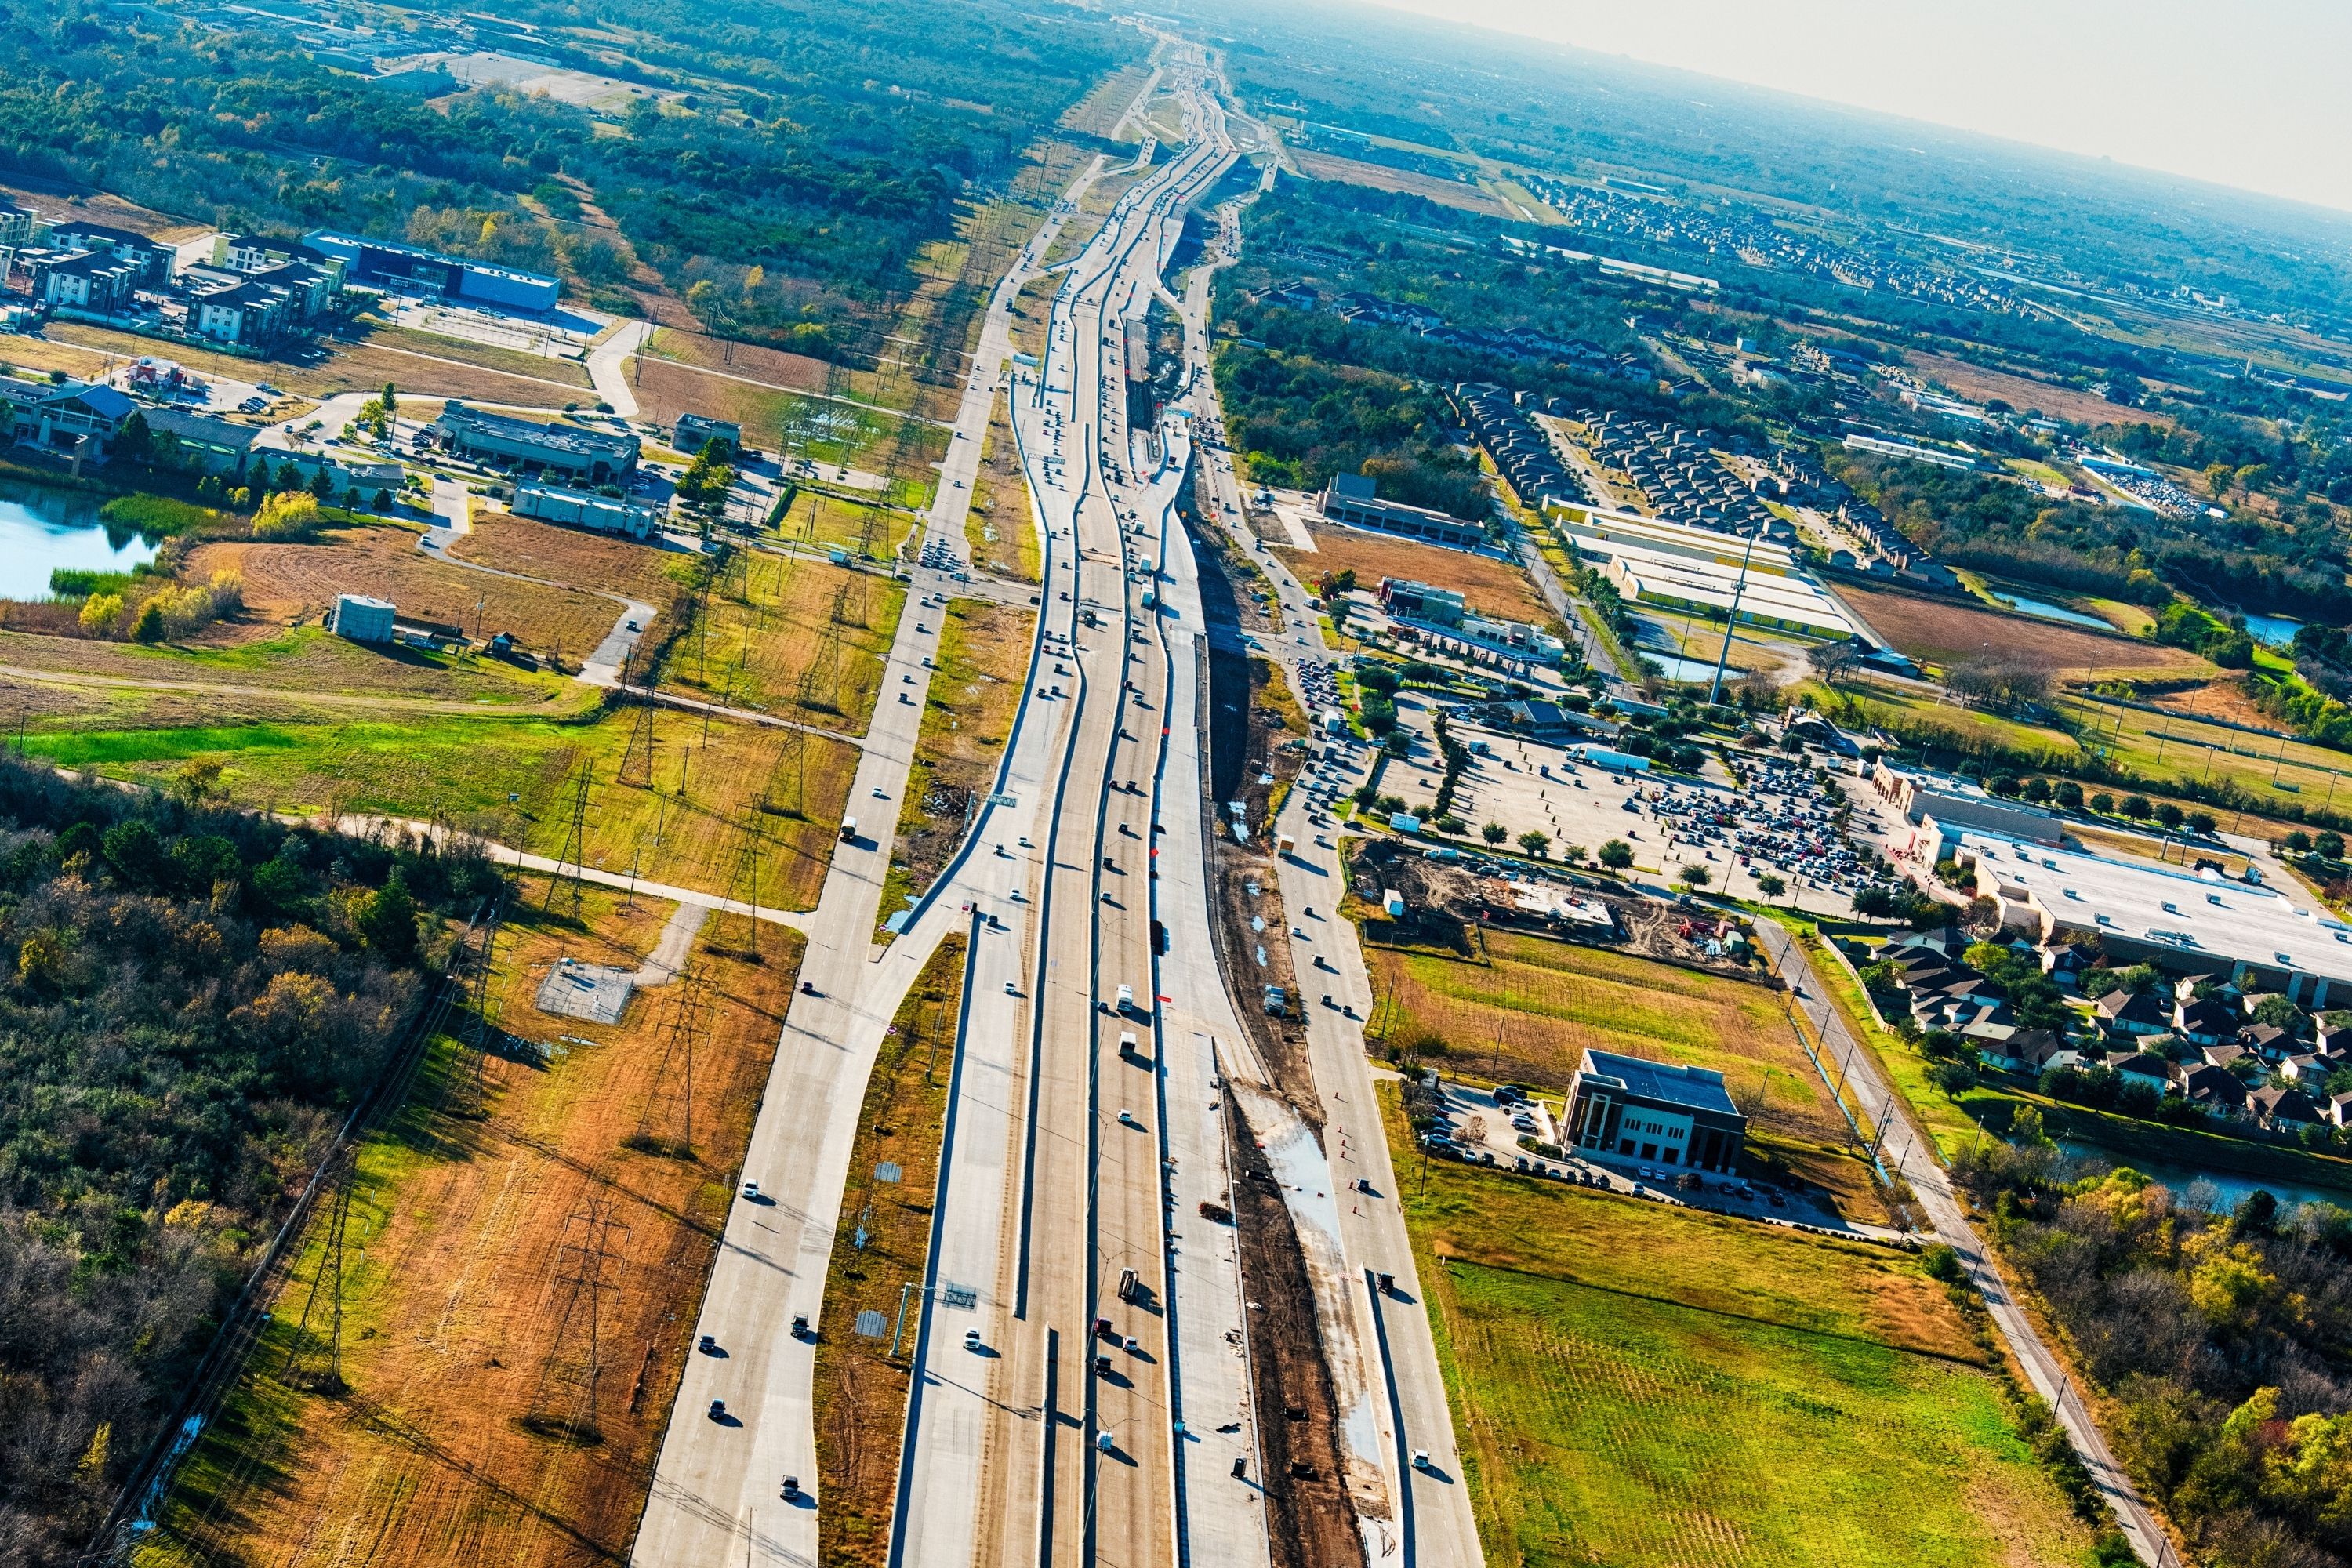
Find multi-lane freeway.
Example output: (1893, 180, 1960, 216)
(633, 44, 1482, 1568)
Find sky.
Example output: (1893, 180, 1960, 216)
(1356, 0, 2352, 214)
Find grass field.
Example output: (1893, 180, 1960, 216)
(771, 488, 922, 562)
(812, 934, 966, 1568)
(143, 882, 804, 1568)
(1829, 581, 2209, 681)
(1373, 933, 1882, 1215)
(1275, 522, 1548, 626)
(880, 597, 1034, 931)
(38, 320, 583, 409)
(658, 549, 902, 734)
(1385, 1086, 2101, 1568)
(1290, 149, 1513, 217)
(24, 704, 856, 908)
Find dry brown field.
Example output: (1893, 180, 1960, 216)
(1291, 151, 1512, 217)
(147, 884, 804, 1568)
(1831, 580, 2211, 680)
(189, 526, 623, 659)
(452, 512, 692, 613)
(1276, 521, 1550, 626)
(1904, 350, 2172, 430)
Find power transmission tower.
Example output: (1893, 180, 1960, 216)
(724, 808, 764, 961)
(526, 1188, 630, 1446)
(446, 887, 509, 1120)
(543, 760, 593, 916)
(618, 669, 659, 790)
(768, 728, 808, 820)
(635, 967, 708, 1156)
(282, 1145, 356, 1396)
(798, 628, 842, 715)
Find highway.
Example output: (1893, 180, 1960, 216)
(626, 122, 1113, 1568)
(638, 44, 1475, 1568)
(1167, 93, 1489, 1567)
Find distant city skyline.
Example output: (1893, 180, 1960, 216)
(1356, 0, 2352, 216)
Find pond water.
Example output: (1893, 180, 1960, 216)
(1644, 652, 1721, 684)
(2055, 1138, 2350, 1214)
(0, 480, 158, 601)
(2244, 612, 2304, 649)
(1990, 590, 2113, 631)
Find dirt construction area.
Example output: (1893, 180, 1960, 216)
(191, 525, 625, 659)
(1831, 579, 2212, 681)
(149, 884, 804, 1568)
(1273, 521, 1550, 626)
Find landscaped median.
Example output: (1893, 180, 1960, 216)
(811, 934, 967, 1568)
(1377, 1082, 2114, 1566)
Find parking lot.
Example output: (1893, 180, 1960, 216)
(1413, 1077, 1901, 1240)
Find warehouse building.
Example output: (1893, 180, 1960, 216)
(303, 231, 561, 313)
(432, 402, 638, 483)
(1602, 550, 1855, 639)
(1949, 831, 2352, 1008)
(1565, 1047, 1748, 1171)
(515, 481, 664, 540)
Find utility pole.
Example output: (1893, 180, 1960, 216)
(1705, 521, 1763, 708)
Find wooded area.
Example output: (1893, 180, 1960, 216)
(0, 754, 498, 1566)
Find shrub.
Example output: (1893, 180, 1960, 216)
(252, 491, 323, 540)
(78, 593, 124, 635)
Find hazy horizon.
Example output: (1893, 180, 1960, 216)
(1348, 0, 2352, 218)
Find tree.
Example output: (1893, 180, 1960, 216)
(2122, 794, 2153, 819)
(382, 382, 398, 417)
(1481, 822, 1507, 844)
(131, 601, 166, 643)
(1677, 863, 1710, 888)
(1517, 830, 1550, 858)
(2188, 811, 2218, 836)
(2321, 833, 2347, 862)
(1432, 815, 1466, 836)
(114, 409, 151, 465)
(1806, 641, 1860, 684)
(1756, 873, 1787, 898)
(355, 869, 419, 962)
(2054, 781, 2085, 811)
(1599, 838, 1633, 869)
(2090, 792, 2115, 815)
(2157, 801, 2185, 830)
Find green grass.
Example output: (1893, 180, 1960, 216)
(1387, 1087, 2099, 1567)
(23, 705, 857, 907)
(100, 492, 236, 537)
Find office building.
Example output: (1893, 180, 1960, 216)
(1565, 1047, 1748, 1171)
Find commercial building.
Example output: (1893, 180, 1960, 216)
(1949, 831, 2352, 1009)
(1317, 471, 1486, 550)
(328, 594, 396, 643)
(1565, 1047, 1747, 1171)
(1871, 764, 2064, 860)
(514, 481, 664, 540)
(674, 412, 742, 455)
(1553, 499, 1854, 639)
(432, 402, 638, 483)
(303, 230, 560, 313)
(1376, 576, 1565, 671)
(0, 373, 135, 464)
(1602, 550, 1855, 639)
(141, 408, 260, 476)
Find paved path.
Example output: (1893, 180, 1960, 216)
(1751, 920, 2180, 1568)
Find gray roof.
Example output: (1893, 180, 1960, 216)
(436, 401, 637, 463)
(143, 408, 257, 451)
(1579, 1048, 1743, 1120)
